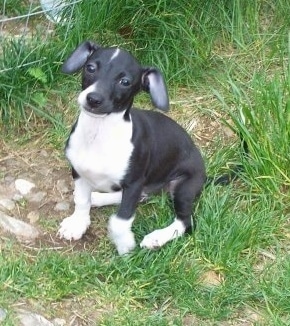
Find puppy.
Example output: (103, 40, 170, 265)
(58, 41, 206, 255)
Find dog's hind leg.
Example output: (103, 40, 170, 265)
(91, 191, 149, 207)
(91, 191, 122, 207)
(140, 173, 204, 250)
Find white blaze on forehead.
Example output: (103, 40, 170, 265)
(109, 48, 120, 62)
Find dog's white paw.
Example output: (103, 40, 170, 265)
(140, 220, 186, 250)
(108, 214, 136, 255)
(113, 232, 136, 255)
(58, 214, 90, 241)
(140, 229, 166, 249)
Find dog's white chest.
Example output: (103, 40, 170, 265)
(66, 111, 133, 192)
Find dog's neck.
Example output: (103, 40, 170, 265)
(80, 108, 108, 119)
(77, 110, 132, 145)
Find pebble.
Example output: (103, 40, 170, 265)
(54, 201, 70, 211)
(56, 179, 70, 194)
(27, 211, 40, 224)
(40, 149, 49, 157)
(223, 125, 235, 138)
(15, 179, 36, 195)
(0, 212, 40, 240)
(13, 193, 24, 201)
(52, 318, 67, 326)
(0, 308, 7, 322)
(4, 175, 15, 183)
(16, 309, 54, 326)
(27, 191, 47, 203)
(39, 166, 52, 177)
(0, 198, 15, 211)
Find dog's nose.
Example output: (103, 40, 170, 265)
(87, 92, 104, 107)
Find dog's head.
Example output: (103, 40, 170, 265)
(62, 41, 169, 116)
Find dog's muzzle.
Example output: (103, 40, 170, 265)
(84, 92, 111, 115)
(87, 92, 104, 107)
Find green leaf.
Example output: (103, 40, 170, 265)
(27, 67, 48, 84)
(31, 92, 47, 107)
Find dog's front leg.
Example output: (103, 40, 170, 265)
(58, 177, 92, 240)
(108, 183, 142, 255)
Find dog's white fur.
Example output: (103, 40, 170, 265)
(140, 219, 186, 249)
(91, 191, 122, 207)
(109, 48, 120, 62)
(58, 178, 91, 240)
(67, 110, 133, 192)
(108, 214, 136, 255)
(58, 108, 133, 240)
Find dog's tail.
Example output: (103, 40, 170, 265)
(205, 135, 248, 187)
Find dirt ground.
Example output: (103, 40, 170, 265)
(0, 136, 111, 252)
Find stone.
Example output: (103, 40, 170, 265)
(27, 191, 47, 203)
(0, 198, 15, 211)
(40, 149, 49, 157)
(200, 270, 224, 287)
(52, 318, 66, 326)
(4, 175, 14, 183)
(27, 211, 40, 224)
(0, 308, 7, 322)
(0, 212, 40, 240)
(39, 166, 52, 177)
(15, 179, 36, 195)
(16, 309, 54, 326)
(56, 180, 70, 194)
(13, 193, 24, 201)
(54, 201, 70, 211)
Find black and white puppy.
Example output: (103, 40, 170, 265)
(58, 41, 206, 255)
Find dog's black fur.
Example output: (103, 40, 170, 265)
(58, 41, 238, 255)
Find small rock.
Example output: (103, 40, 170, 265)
(223, 126, 235, 138)
(27, 211, 40, 224)
(27, 191, 47, 203)
(54, 201, 70, 211)
(0, 212, 40, 240)
(15, 179, 36, 195)
(39, 167, 52, 177)
(40, 149, 49, 157)
(0, 198, 15, 211)
(52, 318, 66, 326)
(4, 175, 14, 183)
(13, 193, 24, 201)
(0, 308, 7, 322)
(242, 307, 263, 323)
(16, 309, 54, 326)
(200, 270, 224, 287)
(56, 180, 70, 194)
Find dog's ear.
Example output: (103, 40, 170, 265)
(142, 68, 169, 111)
(62, 41, 99, 74)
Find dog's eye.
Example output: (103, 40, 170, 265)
(119, 78, 131, 87)
(86, 64, 96, 73)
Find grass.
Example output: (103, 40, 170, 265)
(214, 71, 290, 195)
(0, 0, 290, 325)
(0, 188, 288, 324)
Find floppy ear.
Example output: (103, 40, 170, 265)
(61, 41, 99, 74)
(142, 68, 169, 111)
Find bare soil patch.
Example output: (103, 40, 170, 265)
(0, 137, 110, 252)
